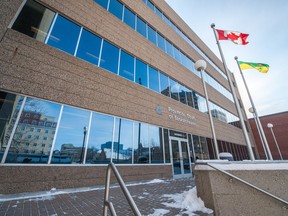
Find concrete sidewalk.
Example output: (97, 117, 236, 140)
(0, 177, 211, 216)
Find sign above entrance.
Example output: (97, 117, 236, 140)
(168, 107, 196, 126)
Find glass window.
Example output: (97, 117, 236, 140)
(147, 25, 157, 45)
(174, 47, 182, 63)
(135, 59, 148, 87)
(123, 7, 136, 29)
(198, 95, 208, 113)
(86, 113, 114, 164)
(157, 33, 166, 52)
(186, 89, 195, 108)
(51, 106, 90, 164)
(76, 29, 102, 66)
(100, 40, 120, 74)
(47, 15, 81, 55)
(12, 0, 56, 43)
(148, 66, 159, 93)
(163, 129, 170, 163)
(94, 0, 109, 10)
(5, 98, 61, 164)
(136, 17, 147, 38)
(149, 126, 163, 163)
(134, 123, 149, 163)
(113, 119, 133, 164)
(155, 7, 162, 18)
(147, 0, 155, 11)
(108, 0, 123, 20)
(119, 50, 135, 81)
(159, 73, 169, 97)
(170, 79, 180, 101)
(200, 137, 209, 159)
(179, 85, 187, 105)
(166, 40, 174, 58)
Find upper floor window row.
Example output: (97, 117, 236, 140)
(11, 0, 239, 126)
(94, 0, 233, 103)
(142, 0, 228, 80)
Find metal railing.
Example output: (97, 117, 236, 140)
(103, 162, 141, 216)
(203, 162, 288, 207)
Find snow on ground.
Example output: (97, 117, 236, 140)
(148, 208, 170, 216)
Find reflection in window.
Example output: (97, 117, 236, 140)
(179, 85, 187, 105)
(135, 59, 148, 87)
(94, 0, 109, 10)
(149, 126, 163, 163)
(166, 40, 174, 58)
(108, 0, 123, 20)
(186, 90, 195, 108)
(76, 29, 102, 66)
(113, 119, 133, 164)
(200, 137, 209, 159)
(157, 33, 166, 52)
(52, 106, 90, 164)
(12, 0, 55, 43)
(163, 129, 170, 163)
(159, 73, 170, 96)
(100, 40, 119, 74)
(148, 25, 157, 45)
(136, 17, 147, 38)
(119, 51, 135, 81)
(86, 113, 114, 164)
(134, 123, 149, 163)
(148, 66, 159, 93)
(47, 15, 81, 55)
(193, 135, 202, 160)
(5, 98, 61, 163)
(170, 79, 180, 101)
(123, 7, 135, 29)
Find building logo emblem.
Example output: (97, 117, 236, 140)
(156, 105, 163, 115)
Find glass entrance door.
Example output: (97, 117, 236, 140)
(171, 139, 191, 176)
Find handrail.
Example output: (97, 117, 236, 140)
(103, 162, 141, 216)
(202, 162, 288, 207)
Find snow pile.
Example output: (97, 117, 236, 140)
(161, 187, 213, 215)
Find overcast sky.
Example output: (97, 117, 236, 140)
(165, 0, 288, 118)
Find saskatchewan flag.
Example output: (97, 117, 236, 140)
(238, 61, 269, 73)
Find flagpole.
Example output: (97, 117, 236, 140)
(211, 23, 255, 161)
(235, 56, 273, 160)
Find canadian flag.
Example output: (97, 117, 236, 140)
(216, 29, 249, 45)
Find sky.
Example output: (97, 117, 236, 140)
(165, 0, 288, 118)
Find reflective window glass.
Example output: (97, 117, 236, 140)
(119, 50, 135, 81)
(12, 0, 55, 43)
(108, 0, 123, 20)
(200, 137, 209, 159)
(174, 47, 182, 63)
(148, 66, 159, 93)
(148, 25, 157, 45)
(6, 98, 61, 163)
(170, 79, 180, 101)
(47, 15, 81, 55)
(94, 0, 109, 10)
(100, 40, 120, 74)
(159, 73, 169, 97)
(166, 40, 174, 58)
(147, 0, 154, 11)
(157, 33, 166, 52)
(86, 113, 114, 164)
(155, 7, 162, 18)
(149, 126, 163, 163)
(52, 106, 90, 164)
(179, 85, 187, 105)
(76, 29, 102, 66)
(135, 59, 148, 87)
(163, 129, 170, 163)
(197, 94, 208, 113)
(186, 89, 195, 108)
(193, 135, 202, 160)
(113, 119, 133, 164)
(136, 17, 147, 38)
(123, 7, 136, 29)
(134, 123, 149, 163)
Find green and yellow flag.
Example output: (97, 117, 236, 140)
(238, 61, 269, 73)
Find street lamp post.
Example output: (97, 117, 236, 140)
(267, 123, 283, 160)
(195, 59, 220, 159)
(80, 126, 87, 164)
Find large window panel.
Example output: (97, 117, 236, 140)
(100, 40, 120, 74)
(135, 59, 148, 87)
(94, 0, 109, 10)
(12, 0, 55, 43)
(149, 126, 163, 163)
(163, 129, 170, 163)
(148, 66, 160, 93)
(134, 123, 149, 163)
(85, 113, 114, 164)
(113, 119, 133, 164)
(51, 106, 90, 164)
(170, 79, 180, 101)
(136, 17, 147, 38)
(123, 7, 136, 29)
(147, 25, 157, 45)
(186, 89, 195, 108)
(108, 0, 123, 20)
(47, 15, 81, 55)
(119, 50, 135, 81)
(157, 33, 166, 52)
(179, 85, 187, 105)
(159, 73, 170, 97)
(76, 29, 102, 66)
(5, 98, 61, 163)
(166, 40, 174, 58)
(147, 0, 155, 11)
(174, 47, 182, 63)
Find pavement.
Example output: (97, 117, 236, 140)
(0, 177, 213, 216)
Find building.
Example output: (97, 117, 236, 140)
(249, 111, 288, 160)
(0, 0, 256, 194)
